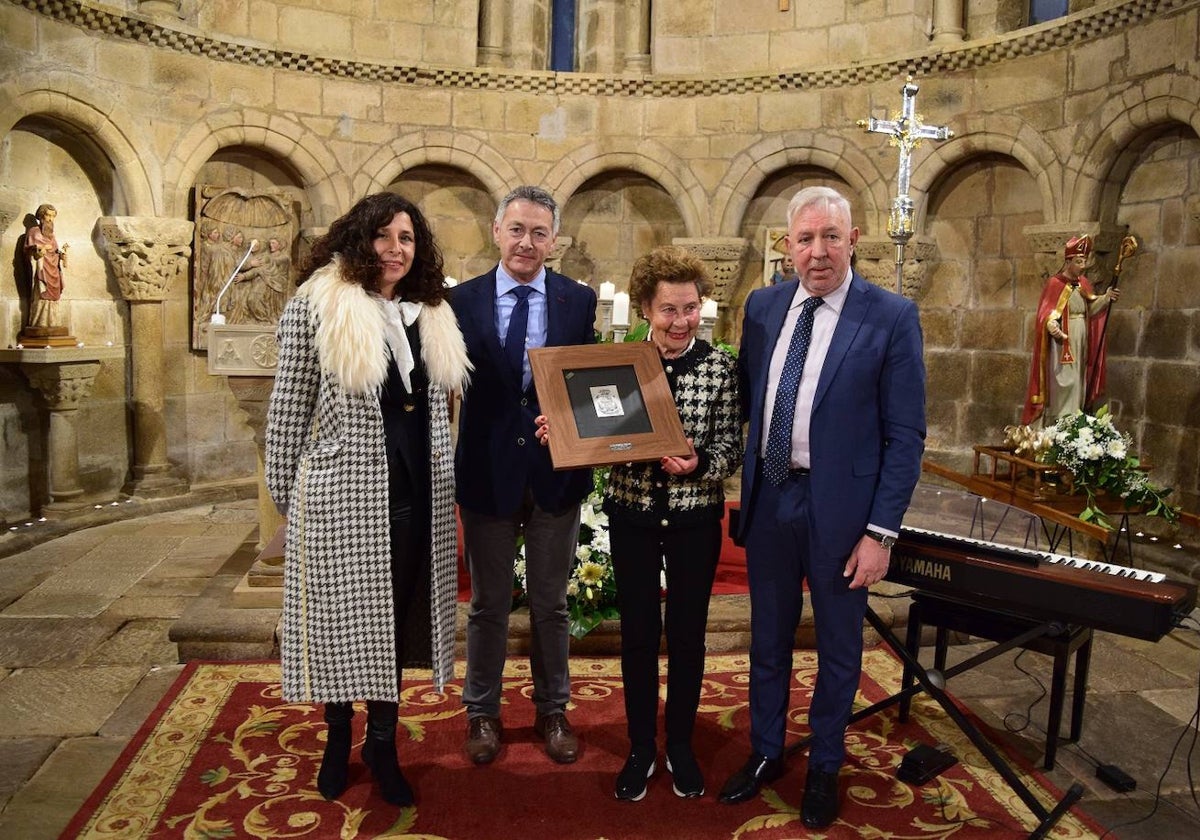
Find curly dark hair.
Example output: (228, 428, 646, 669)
(297, 192, 447, 304)
(627, 245, 712, 312)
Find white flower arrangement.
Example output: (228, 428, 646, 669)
(513, 470, 620, 638)
(1006, 407, 1177, 529)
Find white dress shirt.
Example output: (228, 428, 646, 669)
(761, 268, 852, 469)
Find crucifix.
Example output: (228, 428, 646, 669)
(858, 76, 954, 293)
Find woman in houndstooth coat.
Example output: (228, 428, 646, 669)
(265, 193, 470, 808)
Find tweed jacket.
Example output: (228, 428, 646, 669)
(604, 339, 742, 528)
(265, 259, 471, 701)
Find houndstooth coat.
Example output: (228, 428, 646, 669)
(265, 259, 471, 702)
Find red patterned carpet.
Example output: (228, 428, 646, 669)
(60, 651, 1103, 840)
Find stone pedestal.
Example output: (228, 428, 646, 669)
(99, 216, 193, 500)
(208, 323, 284, 605)
(0, 346, 124, 516)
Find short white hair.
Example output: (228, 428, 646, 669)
(785, 186, 852, 228)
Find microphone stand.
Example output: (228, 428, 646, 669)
(210, 239, 258, 325)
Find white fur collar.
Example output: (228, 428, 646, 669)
(297, 258, 471, 395)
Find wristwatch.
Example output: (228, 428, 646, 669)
(864, 528, 897, 550)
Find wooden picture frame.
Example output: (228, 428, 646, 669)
(528, 343, 691, 470)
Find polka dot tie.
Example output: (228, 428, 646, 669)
(504, 285, 534, 385)
(763, 296, 824, 486)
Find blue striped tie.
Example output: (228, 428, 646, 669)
(763, 296, 823, 486)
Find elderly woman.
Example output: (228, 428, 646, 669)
(537, 245, 741, 802)
(265, 193, 471, 808)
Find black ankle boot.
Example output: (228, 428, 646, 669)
(364, 700, 414, 807)
(317, 702, 353, 801)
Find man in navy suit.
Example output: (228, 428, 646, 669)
(719, 186, 925, 827)
(450, 186, 597, 766)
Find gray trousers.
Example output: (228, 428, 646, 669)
(461, 493, 581, 719)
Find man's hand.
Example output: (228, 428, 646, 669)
(844, 535, 890, 589)
(1047, 320, 1065, 340)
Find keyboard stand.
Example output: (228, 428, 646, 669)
(786, 605, 1085, 840)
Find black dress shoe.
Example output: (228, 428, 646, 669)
(718, 753, 784, 804)
(801, 768, 840, 829)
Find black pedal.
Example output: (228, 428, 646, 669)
(1096, 763, 1136, 792)
(898, 742, 958, 785)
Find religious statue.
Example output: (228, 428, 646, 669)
(23, 203, 70, 332)
(1021, 235, 1121, 427)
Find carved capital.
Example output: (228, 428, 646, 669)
(22, 361, 102, 410)
(546, 236, 573, 273)
(671, 237, 750, 304)
(1023, 222, 1127, 282)
(99, 216, 194, 301)
(854, 236, 939, 298)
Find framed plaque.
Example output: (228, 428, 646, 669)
(528, 343, 691, 470)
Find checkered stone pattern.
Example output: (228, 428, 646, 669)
(605, 341, 742, 520)
(266, 295, 459, 701)
(22, 0, 1182, 95)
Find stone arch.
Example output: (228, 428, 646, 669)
(1069, 88, 1200, 222)
(910, 115, 1061, 225)
(715, 131, 890, 238)
(358, 130, 520, 207)
(163, 110, 348, 222)
(0, 85, 156, 216)
(543, 142, 706, 237)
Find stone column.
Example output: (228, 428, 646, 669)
(99, 216, 193, 499)
(0, 346, 125, 516)
(477, 0, 506, 67)
(137, 1, 182, 18)
(931, 0, 966, 45)
(623, 0, 652, 72)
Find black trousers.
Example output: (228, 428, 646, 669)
(610, 515, 721, 747)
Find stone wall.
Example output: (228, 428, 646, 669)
(1, 0, 1198, 524)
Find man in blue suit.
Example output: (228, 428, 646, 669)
(719, 186, 925, 827)
(450, 186, 597, 767)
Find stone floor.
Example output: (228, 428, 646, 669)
(0, 497, 1198, 839)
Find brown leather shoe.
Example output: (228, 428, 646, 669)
(534, 711, 579, 764)
(465, 716, 502, 765)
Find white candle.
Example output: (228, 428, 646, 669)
(700, 298, 718, 319)
(612, 292, 630, 325)
(598, 281, 615, 301)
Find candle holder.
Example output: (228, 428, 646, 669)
(611, 321, 629, 343)
(598, 299, 613, 339)
(698, 315, 716, 343)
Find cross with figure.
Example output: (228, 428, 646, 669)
(858, 75, 953, 291)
